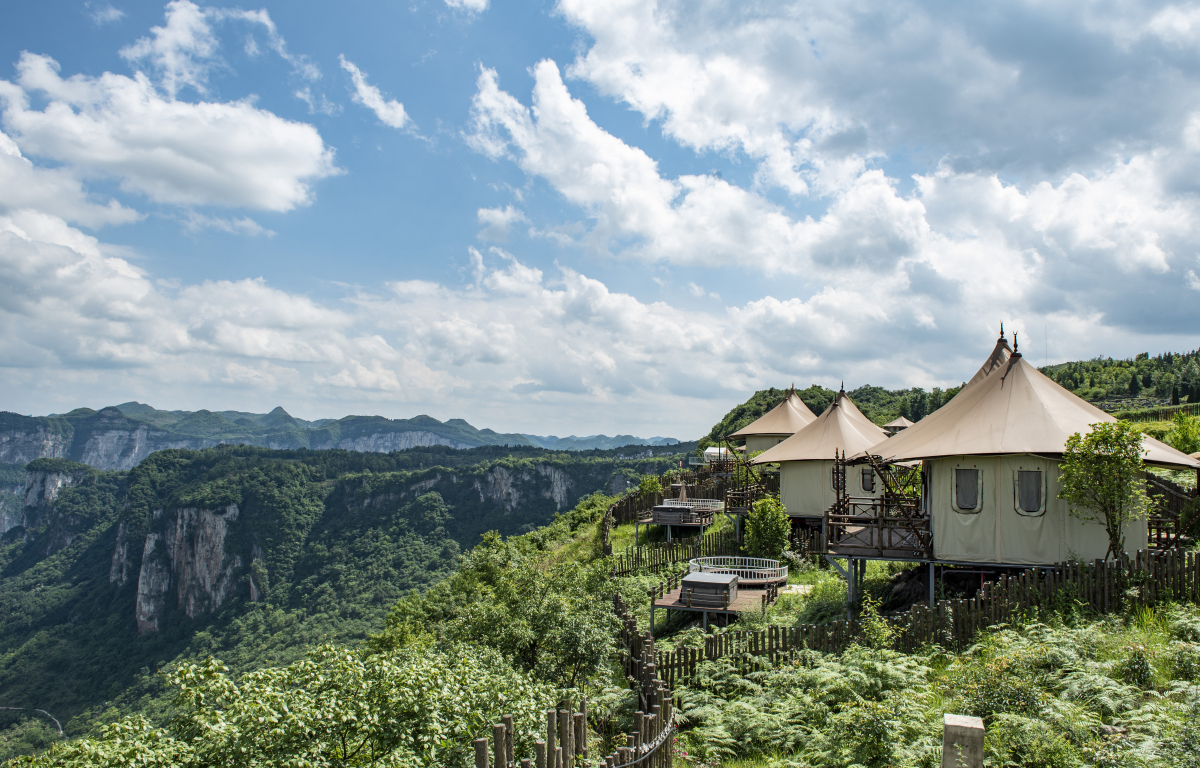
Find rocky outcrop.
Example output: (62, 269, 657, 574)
(109, 521, 132, 586)
(134, 533, 169, 632)
(14, 467, 93, 554)
(0, 424, 69, 465)
(307, 431, 473, 453)
(131, 504, 244, 633)
(474, 466, 521, 512)
(0, 498, 21, 536)
(467, 463, 576, 512)
(24, 469, 84, 509)
(75, 421, 226, 471)
(535, 464, 573, 509)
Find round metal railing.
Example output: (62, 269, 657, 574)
(688, 555, 788, 585)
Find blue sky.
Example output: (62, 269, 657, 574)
(2, 0, 1199, 438)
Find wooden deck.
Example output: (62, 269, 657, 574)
(652, 585, 774, 616)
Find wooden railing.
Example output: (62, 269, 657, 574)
(824, 497, 932, 558)
(611, 529, 740, 577)
(1147, 472, 1196, 549)
(653, 548, 1200, 688)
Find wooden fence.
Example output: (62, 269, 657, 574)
(1116, 401, 1200, 422)
(601, 462, 781, 556)
(611, 529, 741, 577)
(1148, 473, 1196, 548)
(469, 596, 676, 768)
(653, 549, 1200, 689)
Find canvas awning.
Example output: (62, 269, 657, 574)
(728, 391, 817, 438)
(752, 389, 889, 463)
(867, 345, 1200, 470)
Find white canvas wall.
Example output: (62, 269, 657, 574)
(929, 455, 1148, 564)
(746, 435, 788, 455)
(781, 460, 884, 518)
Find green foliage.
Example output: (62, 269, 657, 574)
(0, 463, 26, 489)
(1041, 347, 1200, 403)
(676, 605, 1200, 767)
(0, 447, 637, 762)
(14, 643, 557, 768)
(637, 475, 662, 499)
(704, 384, 966, 441)
(23, 459, 89, 475)
(1058, 422, 1155, 559)
(372, 526, 617, 688)
(745, 498, 789, 560)
(859, 596, 895, 651)
(1166, 412, 1200, 455)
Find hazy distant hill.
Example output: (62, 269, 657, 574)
(0, 403, 680, 471)
(523, 434, 680, 451)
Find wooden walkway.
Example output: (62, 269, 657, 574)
(651, 585, 776, 630)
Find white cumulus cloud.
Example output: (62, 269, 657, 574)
(0, 52, 341, 212)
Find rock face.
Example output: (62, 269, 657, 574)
(0, 423, 69, 465)
(13, 467, 92, 555)
(308, 431, 473, 453)
(131, 504, 244, 633)
(469, 463, 576, 513)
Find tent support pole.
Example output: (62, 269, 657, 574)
(927, 562, 935, 606)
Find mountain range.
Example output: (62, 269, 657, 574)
(0, 403, 679, 471)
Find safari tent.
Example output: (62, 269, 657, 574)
(882, 416, 914, 434)
(870, 338, 1200, 565)
(753, 389, 889, 519)
(728, 391, 817, 454)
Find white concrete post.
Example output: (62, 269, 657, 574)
(941, 714, 984, 768)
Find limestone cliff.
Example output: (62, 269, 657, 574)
(14, 465, 93, 555)
(130, 504, 245, 633)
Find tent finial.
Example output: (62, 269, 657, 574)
(1014, 331, 1019, 353)
(1000, 322, 1004, 339)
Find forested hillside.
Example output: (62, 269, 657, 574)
(0, 445, 682, 760)
(704, 346, 1200, 445)
(702, 383, 964, 444)
(1039, 349, 1200, 407)
(7, 477, 1200, 767)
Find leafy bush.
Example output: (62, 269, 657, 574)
(13, 643, 557, 768)
(985, 715, 1082, 768)
(745, 498, 788, 560)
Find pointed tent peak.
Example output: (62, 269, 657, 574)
(869, 349, 1200, 470)
(965, 332, 1014, 389)
(883, 415, 915, 431)
(729, 389, 817, 438)
(752, 390, 889, 464)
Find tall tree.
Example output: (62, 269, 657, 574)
(1058, 422, 1155, 560)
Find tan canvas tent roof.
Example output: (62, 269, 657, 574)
(965, 330, 1013, 389)
(729, 391, 816, 438)
(883, 416, 915, 429)
(752, 389, 889, 463)
(869, 348, 1200, 470)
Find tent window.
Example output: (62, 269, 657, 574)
(954, 468, 981, 513)
(861, 468, 875, 493)
(1015, 470, 1044, 516)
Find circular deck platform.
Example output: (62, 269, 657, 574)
(688, 556, 788, 588)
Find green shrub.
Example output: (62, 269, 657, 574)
(986, 715, 1082, 768)
(745, 498, 789, 560)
